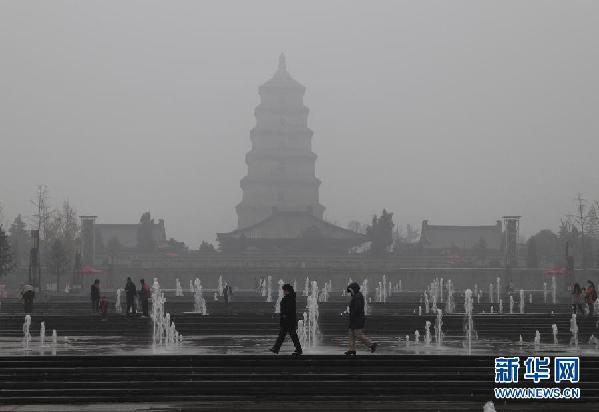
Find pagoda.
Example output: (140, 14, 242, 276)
(235, 53, 325, 229)
(219, 54, 365, 254)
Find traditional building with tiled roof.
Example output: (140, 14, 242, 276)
(419, 220, 503, 251)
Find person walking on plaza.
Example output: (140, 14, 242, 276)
(345, 282, 377, 356)
(139, 279, 151, 317)
(223, 282, 232, 305)
(571, 283, 584, 315)
(21, 284, 35, 314)
(125, 277, 137, 316)
(585, 280, 597, 316)
(90, 279, 100, 313)
(270, 283, 302, 355)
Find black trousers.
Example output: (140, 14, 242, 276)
(91, 298, 99, 312)
(126, 297, 136, 315)
(273, 325, 302, 352)
(141, 298, 149, 317)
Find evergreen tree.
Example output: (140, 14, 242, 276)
(8, 214, 29, 268)
(137, 212, 156, 252)
(526, 237, 539, 268)
(198, 241, 217, 254)
(0, 225, 15, 278)
(366, 209, 394, 257)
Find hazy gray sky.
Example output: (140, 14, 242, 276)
(1, 1, 597, 247)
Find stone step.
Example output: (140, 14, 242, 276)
(0, 355, 597, 405)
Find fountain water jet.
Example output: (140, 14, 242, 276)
(519, 289, 525, 314)
(543, 281, 548, 304)
(382, 274, 387, 302)
(266, 275, 273, 303)
(175, 279, 184, 296)
(551, 276, 557, 304)
(40, 322, 45, 347)
(274, 279, 284, 313)
(193, 278, 208, 315)
(445, 280, 454, 313)
(463, 289, 475, 353)
(496, 277, 501, 304)
(434, 309, 443, 347)
(152, 281, 181, 346)
(534, 330, 541, 347)
(361, 279, 370, 315)
(424, 321, 432, 346)
(22, 315, 31, 350)
(302, 280, 320, 348)
(509, 296, 514, 314)
(552, 324, 558, 344)
(489, 283, 494, 304)
(414, 330, 420, 343)
(115, 288, 122, 313)
(570, 313, 579, 347)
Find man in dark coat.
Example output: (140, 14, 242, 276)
(90, 279, 100, 313)
(139, 279, 151, 317)
(125, 277, 136, 316)
(345, 282, 377, 356)
(21, 284, 35, 314)
(270, 283, 302, 355)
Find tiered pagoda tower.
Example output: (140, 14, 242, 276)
(236, 54, 325, 229)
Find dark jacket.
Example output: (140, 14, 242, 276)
(22, 290, 35, 302)
(125, 281, 136, 299)
(91, 284, 100, 301)
(279, 292, 298, 328)
(347, 282, 365, 330)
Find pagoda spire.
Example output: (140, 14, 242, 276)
(278, 52, 286, 71)
(235, 54, 324, 229)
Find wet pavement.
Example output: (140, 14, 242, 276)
(2, 334, 599, 357)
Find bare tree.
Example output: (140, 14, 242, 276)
(48, 238, 69, 292)
(47, 200, 80, 282)
(30, 185, 51, 241)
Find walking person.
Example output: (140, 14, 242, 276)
(345, 282, 377, 356)
(139, 279, 151, 317)
(270, 283, 302, 355)
(571, 283, 584, 315)
(90, 279, 100, 313)
(125, 277, 136, 316)
(223, 283, 232, 305)
(585, 280, 597, 316)
(21, 284, 35, 314)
